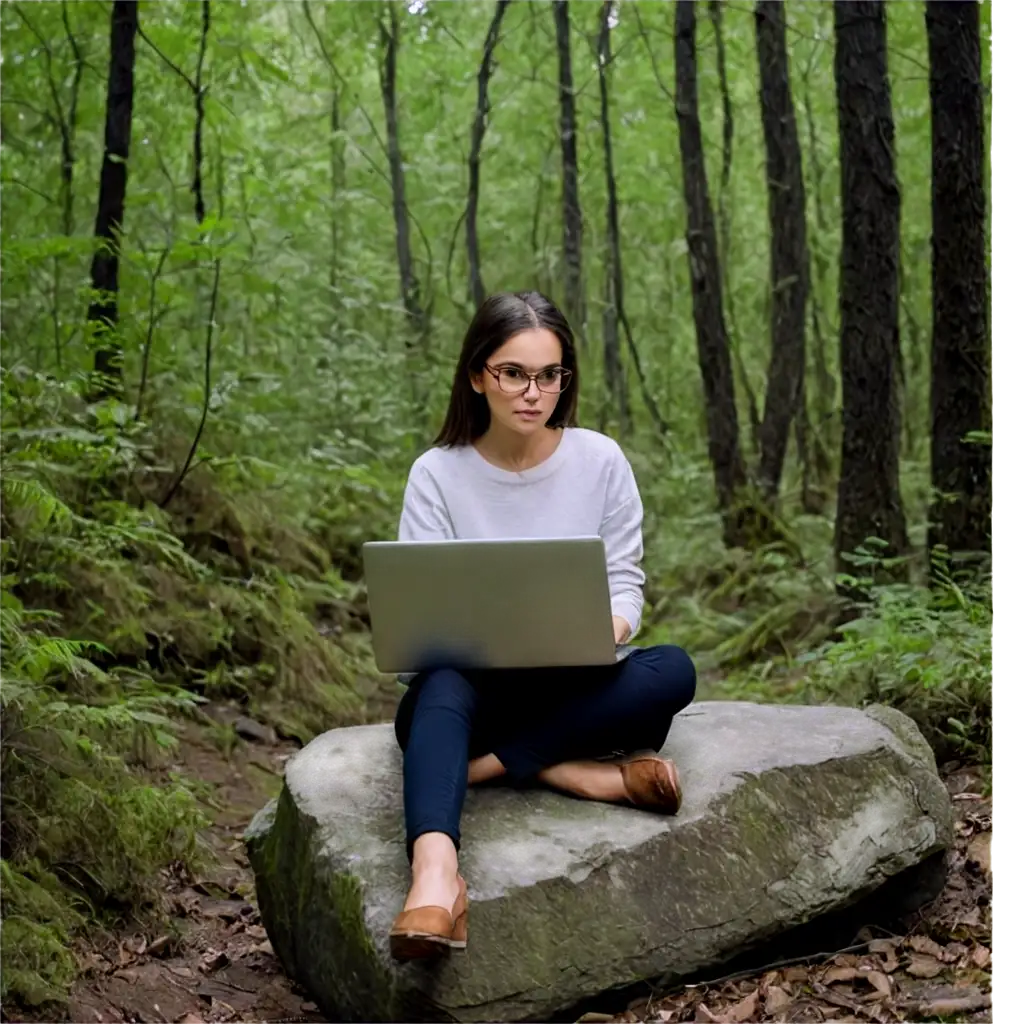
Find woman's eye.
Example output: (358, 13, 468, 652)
(502, 368, 525, 380)
(538, 370, 559, 384)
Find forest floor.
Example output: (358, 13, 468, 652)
(17, 701, 992, 1024)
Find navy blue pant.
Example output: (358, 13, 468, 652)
(394, 645, 697, 855)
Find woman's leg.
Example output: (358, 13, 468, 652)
(394, 668, 477, 912)
(490, 644, 697, 784)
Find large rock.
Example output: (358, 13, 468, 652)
(246, 701, 953, 1022)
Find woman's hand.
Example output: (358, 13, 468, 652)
(612, 615, 632, 645)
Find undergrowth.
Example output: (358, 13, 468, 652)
(0, 368, 391, 1008)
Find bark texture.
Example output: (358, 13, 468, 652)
(755, 0, 809, 501)
(833, 0, 909, 575)
(925, 0, 991, 560)
(88, 0, 139, 395)
(554, 0, 586, 346)
(674, 0, 749, 546)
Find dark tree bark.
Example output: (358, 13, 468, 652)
(674, 0, 749, 545)
(799, 24, 839, 454)
(708, 1, 760, 453)
(596, 1, 629, 431)
(553, 0, 586, 346)
(754, 0, 809, 502)
(192, 0, 210, 225)
(833, 1, 908, 575)
(88, 0, 139, 397)
(466, 0, 510, 309)
(925, 0, 991, 560)
(379, 5, 428, 349)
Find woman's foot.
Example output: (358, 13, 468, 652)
(390, 832, 468, 961)
(538, 756, 682, 815)
(619, 755, 682, 815)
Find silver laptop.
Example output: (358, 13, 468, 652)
(362, 537, 623, 673)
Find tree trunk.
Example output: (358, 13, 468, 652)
(708, 0, 760, 454)
(755, 0, 809, 502)
(466, 0, 510, 309)
(673, 0, 749, 546)
(379, 5, 427, 350)
(925, 0, 991, 561)
(799, 24, 839, 459)
(833, 0, 908, 577)
(192, 0, 210, 225)
(553, 0, 586, 347)
(596, 1, 630, 431)
(88, 0, 139, 397)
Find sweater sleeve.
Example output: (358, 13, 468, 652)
(601, 451, 646, 640)
(398, 459, 456, 541)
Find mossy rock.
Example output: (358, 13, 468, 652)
(246, 701, 953, 1022)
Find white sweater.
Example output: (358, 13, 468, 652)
(397, 427, 646, 638)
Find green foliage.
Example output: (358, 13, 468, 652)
(796, 554, 992, 763)
(0, 586, 209, 1007)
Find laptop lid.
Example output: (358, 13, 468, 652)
(362, 537, 617, 673)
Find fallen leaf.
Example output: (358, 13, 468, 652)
(909, 990, 992, 1017)
(941, 941, 969, 962)
(175, 1015, 205, 1024)
(656, 1011, 674, 1022)
(694, 1004, 727, 1024)
(865, 971, 892, 998)
(868, 938, 900, 972)
(906, 952, 944, 979)
(957, 906, 984, 929)
(763, 986, 791, 1015)
(146, 934, 173, 958)
(723, 990, 758, 1022)
(967, 832, 991, 877)
(199, 949, 230, 973)
(575, 1015, 615, 1024)
(821, 965, 859, 985)
(782, 967, 810, 985)
(908, 934, 946, 959)
(168, 966, 194, 979)
(971, 945, 991, 968)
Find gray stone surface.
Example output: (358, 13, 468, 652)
(245, 701, 953, 1022)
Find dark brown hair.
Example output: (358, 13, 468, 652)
(434, 291, 579, 447)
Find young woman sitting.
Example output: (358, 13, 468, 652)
(388, 291, 697, 961)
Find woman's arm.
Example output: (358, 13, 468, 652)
(398, 461, 456, 541)
(601, 455, 646, 642)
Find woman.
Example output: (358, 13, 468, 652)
(389, 291, 697, 961)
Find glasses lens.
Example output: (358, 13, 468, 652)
(497, 367, 529, 392)
(536, 368, 567, 393)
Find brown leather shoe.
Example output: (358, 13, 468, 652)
(620, 755, 682, 815)
(389, 875, 468, 961)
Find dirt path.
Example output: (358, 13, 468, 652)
(22, 710, 991, 1024)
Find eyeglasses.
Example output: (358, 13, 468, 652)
(483, 364, 572, 395)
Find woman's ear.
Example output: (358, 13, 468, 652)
(469, 369, 484, 394)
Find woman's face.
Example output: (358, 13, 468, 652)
(471, 328, 565, 438)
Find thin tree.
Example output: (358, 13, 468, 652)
(88, 0, 139, 398)
(553, 0, 586, 347)
(673, 0, 749, 545)
(832, 0, 908, 578)
(596, 0, 629, 431)
(707, 0, 760, 452)
(379, 4, 428, 352)
(754, 0, 809, 503)
(925, 0, 991, 561)
(466, 0, 510, 308)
